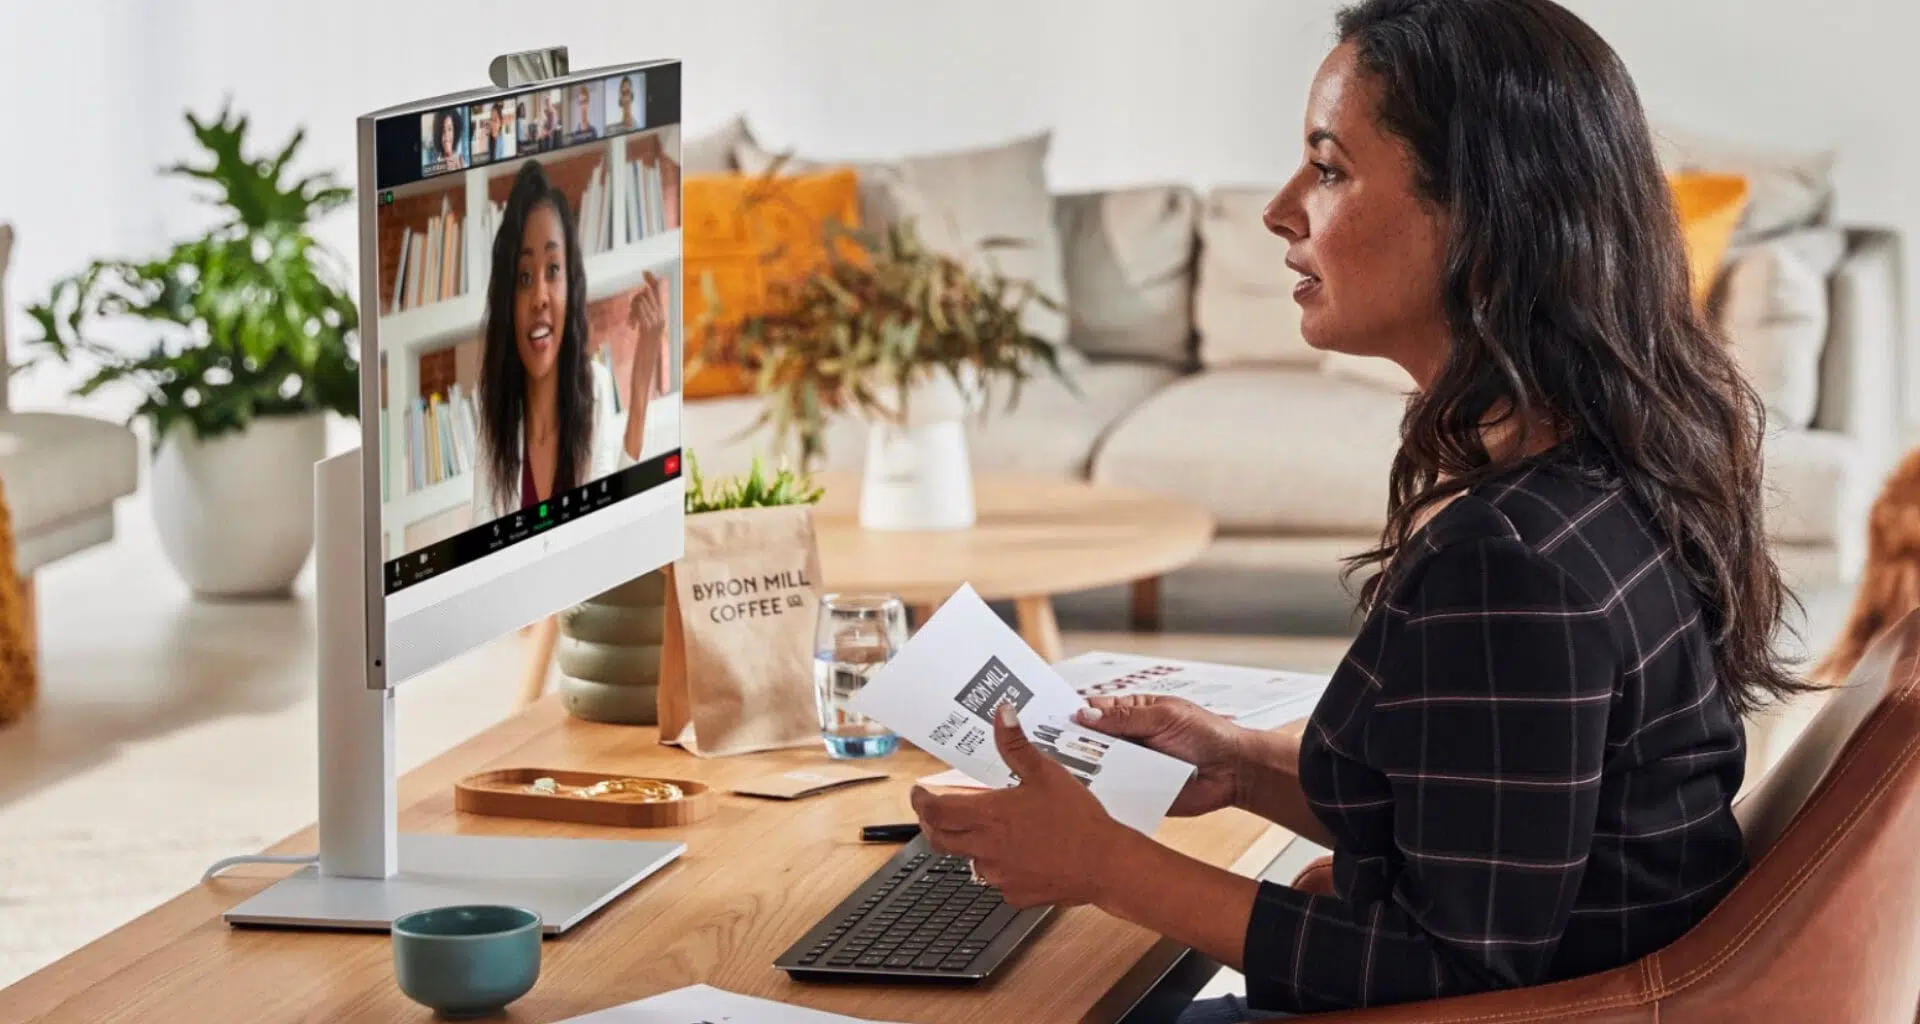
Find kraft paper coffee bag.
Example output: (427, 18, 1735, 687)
(657, 504, 822, 757)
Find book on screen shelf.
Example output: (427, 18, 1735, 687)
(403, 384, 481, 493)
(622, 151, 671, 244)
(476, 157, 617, 259)
(387, 193, 465, 315)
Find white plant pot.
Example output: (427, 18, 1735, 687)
(151, 412, 329, 599)
(858, 371, 978, 532)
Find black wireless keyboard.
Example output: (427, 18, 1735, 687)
(775, 834, 1051, 982)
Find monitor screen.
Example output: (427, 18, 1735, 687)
(358, 60, 684, 685)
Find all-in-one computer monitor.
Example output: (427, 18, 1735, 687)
(223, 50, 689, 936)
(370, 57, 686, 686)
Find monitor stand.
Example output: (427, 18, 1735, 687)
(222, 447, 683, 936)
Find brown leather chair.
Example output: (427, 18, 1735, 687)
(1277, 608, 1920, 1022)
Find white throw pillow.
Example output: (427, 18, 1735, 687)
(682, 114, 754, 174)
(1194, 187, 1321, 368)
(1717, 227, 1847, 429)
(1652, 126, 1835, 243)
(734, 132, 1071, 351)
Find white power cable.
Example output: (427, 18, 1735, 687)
(201, 853, 319, 883)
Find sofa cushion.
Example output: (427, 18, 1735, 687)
(1763, 427, 1858, 547)
(1321, 351, 1417, 393)
(1653, 127, 1834, 243)
(736, 132, 1072, 351)
(682, 114, 753, 174)
(1093, 368, 1406, 534)
(1718, 227, 1848, 430)
(969, 361, 1177, 479)
(682, 361, 1175, 485)
(1194, 188, 1320, 370)
(1054, 186, 1198, 367)
(0, 412, 138, 534)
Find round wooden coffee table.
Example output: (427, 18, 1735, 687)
(812, 474, 1215, 662)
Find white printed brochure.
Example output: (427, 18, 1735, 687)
(846, 584, 1195, 836)
(1055, 651, 1331, 731)
(555, 983, 898, 1022)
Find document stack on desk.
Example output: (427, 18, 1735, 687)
(847, 584, 1196, 836)
(556, 983, 900, 1022)
(1054, 650, 1332, 732)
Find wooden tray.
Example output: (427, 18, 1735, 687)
(454, 768, 714, 828)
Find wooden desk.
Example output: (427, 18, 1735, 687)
(0, 695, 1289, 1023)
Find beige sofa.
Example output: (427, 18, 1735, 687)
(679, 124, 1904, 601)
(0, 225, 141, 576)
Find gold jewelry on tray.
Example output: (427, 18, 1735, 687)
(524, 776, 683, 802)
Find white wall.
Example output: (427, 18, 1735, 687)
(4, 0, 1917, 422)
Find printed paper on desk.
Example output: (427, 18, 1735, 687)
(847, 584, 1195, 836)
(555, 982, 899, 1022)
(1057, 651, 1331, 730)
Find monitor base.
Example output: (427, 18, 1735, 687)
(222, 832, 683, 935)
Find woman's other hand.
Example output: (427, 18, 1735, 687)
(909, 704, 1131, 910)
(627, 270, 669, 401)
(1074, 696, 1245, 817)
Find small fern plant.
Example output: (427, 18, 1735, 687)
(683, 451, 824, 515)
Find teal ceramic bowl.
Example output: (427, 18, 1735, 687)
(391, 905, 541, 1018)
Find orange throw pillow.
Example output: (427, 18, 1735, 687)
(681, 167, 863, 399)
(1669, 172, 1749, 309)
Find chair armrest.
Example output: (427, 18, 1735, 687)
(1289, 856, 1335, 896)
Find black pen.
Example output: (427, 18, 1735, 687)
(860, 823, 921, 842)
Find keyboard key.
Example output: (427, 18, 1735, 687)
(940, 957, 975, 971)
(967, 905, 1019, 943)
(914, 953, 948, 969)
(886, 955, 916, 968)
(856, 955, 887, 967)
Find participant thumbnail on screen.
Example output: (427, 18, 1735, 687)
(527, 87, 566, 153)
(467, 101, 498, 167)
(420, 107, 468, 176)
(567, 80, 604, 144)
(607, 73, 645, 133)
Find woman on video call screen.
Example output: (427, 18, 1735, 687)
(470, 160, 667, 522)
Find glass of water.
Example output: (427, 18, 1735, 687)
(814, 593, 908, 758)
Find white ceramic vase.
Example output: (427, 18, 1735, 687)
(151, 412, 329, 599)
(858, 370, 979, 532)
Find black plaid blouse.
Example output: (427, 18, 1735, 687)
(1245, 450, 1749, 1013)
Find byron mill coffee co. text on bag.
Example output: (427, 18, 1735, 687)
(657, 504, 824, 757)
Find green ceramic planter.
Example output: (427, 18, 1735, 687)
(557, 569, 667, 725)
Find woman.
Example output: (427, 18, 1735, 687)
(908, 1, 1811, 1020)
(433, 109, 465, 173)
(470, 105, 494, 166)
(612, 76, 640, 132)
(471, 160, 668, 521)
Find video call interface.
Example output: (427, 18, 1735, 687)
(371, 64, 683, 598)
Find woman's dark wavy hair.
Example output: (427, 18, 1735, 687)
(1334, 0, 1808, 716)
(478, 160, 594, 513)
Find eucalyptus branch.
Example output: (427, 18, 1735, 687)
(690, 173, 1074, 472)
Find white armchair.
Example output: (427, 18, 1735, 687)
(0, 223, 140, 649)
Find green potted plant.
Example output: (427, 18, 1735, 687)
(691, 167, 1072, 532)
(557, 453, 823, 727)
(19, 104, 358, 598)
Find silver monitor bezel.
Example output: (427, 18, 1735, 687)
(353, 57, 683, 690)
